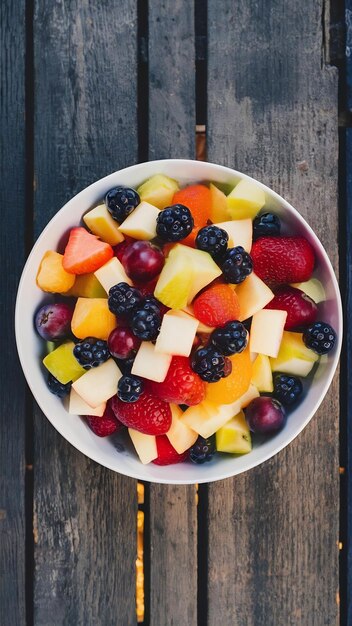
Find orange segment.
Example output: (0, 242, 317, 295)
(205, 347, 252, 404)
(172, 184, 211, 229)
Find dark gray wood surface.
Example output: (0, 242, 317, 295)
(0, 1, 27, 624)
(32, 2, 138, 624)
(207, 1, 339, 625)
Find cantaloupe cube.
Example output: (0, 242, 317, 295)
(36, 251, 76, 293)
(131, 342, 172, 382)
(137, 174, 179, 209)
(226, 179, 266, 219)
(166, 405, 198, 454)
(209, 183, 231, 222)
(249, 309, 287, 358)
(83, 204, 125, 245)
(118, 201, 160, 240)
(68, 388, 106, 416)
(235, 273, 274, 321)
(214, 219, 252, 252)
(43, 341, 86, 384)
(71, 298, 117, 340)
(128, 429, 158, 464)
(155, 311, 199, 356)
(72, 359, 122, 408)
(63, 272, 106, 298)
(94, 257, 132, 293)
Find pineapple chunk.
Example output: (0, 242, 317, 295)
(36, 251, 76, 293)
(71, 298, 117, 340)
(43, 341, 85, 384)
(270, 331, 319, 376)
(137, 174, 179, 209)
(290, 278, 325, 304)
(216, 411, 252, 454)
(118, 201, 160, 240)
(83, 204, 125, 245)
(251, 354, 273, 392)
(154, 252, 194, 309)
(226, 179, 266, 219)
(209, 183, 231, 222)
(63, 272, 106, 298)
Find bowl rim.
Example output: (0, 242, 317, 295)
(15, 158, 343, 484)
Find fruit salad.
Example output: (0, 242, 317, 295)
(34, 173, 337, 466)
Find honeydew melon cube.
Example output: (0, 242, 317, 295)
(137, 174, 179, 209)
(290, 278, 325, 304)
(173, 244, 222, 303)
(249, 309, 287, 358)
(226, 179, 266, 219)
(209, 183, 231, 222)
(251, 354, 273, 392)
(131, 342, 172, 382)
(36, 250, 76, 293)
(216, 411, 252, 454)
(71, 298, 117, 340)
(154, 253, 194, 309)
(128, 429, 158, 464)
(43, 341, 86, 384)
(68, 388, 106, 416)
(214, 219, 252, 252)
(72, 359, 122, 408)
(118, 201, 160, 240)
(235, 273, 274, 321)
(94, 257, 132, 293)
(83, 204, 125, 245)
(63, 272, 106, 298)
(270, 330, 319, 376)
(155, 310, 199, 356)
(166, 405, 198, 454)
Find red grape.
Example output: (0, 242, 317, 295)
(121, 241, 164, 282)
(108, 327, 141, 359)
(245, 396, 286, 434)
(35, 303, 73, 341)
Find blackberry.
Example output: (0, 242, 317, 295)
(303, 321, 336, 355)
(190, 435, 216, 464)
(108, 282, 142, 317)
(117, 375, 144, 402)
(210, 321, 248, 356)
(156, 204, 194, 242)
(253, 212, 281, 239)
(115, 356, 136, 375)
(47, 374, 72, 398)
(273, 373, 303, 406)
(191, 346, 231, 383)
(221, 246, 253, 284)
(73, 337, 109, 369)
(131, 298, 162, 340)
(104, 186, 140, 223)
(195, 225, 228, 259)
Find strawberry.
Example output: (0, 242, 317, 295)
(85, 401, 123, 437)
(265, 285, 318, 330)
(63, 227, 113, 274)
(147, 356, 206, 406)
(251, 236, 315, 286)
(110, 392, 172, 435)
(193, 283, 240, 327)
(152, 435, 189, 465)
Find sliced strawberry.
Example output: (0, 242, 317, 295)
(265, 285, 318, 329)
(63, 227, 113, 274)
(251, 236, 315, 286)
(85, 401, 123, 437)
(152, 435, 189, 465)
(193, 283, 240, 327)
(147, 356, 206, 406)
(110, 392, 171, 435)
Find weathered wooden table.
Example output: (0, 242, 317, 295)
(1, 1, 350, 624)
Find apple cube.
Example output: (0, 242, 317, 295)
(63, 272, 106, 298)
(36, 250, 76, 293)
(128, 429, 158, 464)
(118, 201, 160, 240)
(270, 330, 319, 376)
(43, 341, 86, 384)
(71, 298, 117, 340)
(137, 174, 179, 209)
(131, 342, 172, 382)
(68, 388, 106, 416)
(155, 311, 199, 356)
(166, 405, 198, 454)
(209, 183, 231, 222)
(226, 179, 266, 219)
(235, 273, 274, 321)
(72, 359, 122, 408)
(216, 411, 252, 454)
(291, 278, 325, 304)
(214, 219, 252, 253)
(251, 354, 273, 392)
(94, 257, 132, 293)
(249, 309, 287, 358)
(83, 204, 125, 245)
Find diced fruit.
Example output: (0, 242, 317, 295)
(209, 183, 231, 222)
(83, 204, 125, 245)
(291, 278, 325, 304)
(249, 309, 287, 358)
(108, 327, 141, 360)
(118, 201, 160, 240)
(68, 388, 106, 416)
(73, 337, 109, 369)
(63, 227, 113, 275)
(63, 272, 107, 298)
(235, 273, 274, 321)
(156, 204, 194, 242)
(182, 304, 215, 334)
(85, 401, 123, 437)
(94, 257, 132, 293)
(121, 241, 164, 282)
(191, 346, 231, 382)
(147, 355, 206, 406)
(35, 303, 73, 341)
(152, 435, 189, 465)
(72, 359, 122, 408)
(226, 179, 266, 219)
(251, 236, 315, 286)
(166, 405, 198, 454)
(43, 341, 86, 384)
(111, 392, 172, 435)
(245, 396, 286, 434)
(269, 330, 319, 376)
(214, 220, 252, 252)
(137, 174, 179, 209)
(182, 245, 223, 303)
(181, 226, 201, 248)
(155, 310, 199, 357)
(251, 354, 273, 392)
(172, 184, 211, 228)
(71, 298, 117, 340)
(265, 286, 317, 330)
(154, 250, 194, 309)
(193, 283, 240, 328)
(205, 348, 252, 404)
(195, 225, 229, 260)
(216, 411, 252, 454)
(128, 429, 158, 464)
(36, 251, 76, 293)
(210, 321, 248, 356)
(131, 341, 172, 382)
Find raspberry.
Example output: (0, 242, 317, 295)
(156, 204, 194, 242)
(195, 225, 228, 259)
(147, 356, 206, 406)
(152, 435, 189, 465)
(251, 236, 315, 286)
(191, 347, 231, 383)
(73, 337, 109, 368)
(105, 186, 140, 223)
(85, 401, 123, 437)
(221, 246, 253, 284)
(303, 321, 336, 355)
(265, 286, 317, 330)
(111, 392, 172, 435)
(253, 213, 281, 239)
(193, 283, 240, 327)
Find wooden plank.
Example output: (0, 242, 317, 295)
(346, 127, 352, 626)
(0, 1, 27, 624)
(32, 2, 138, 624)
(148, 3, 198, 625)
(207, 1, 339, 625)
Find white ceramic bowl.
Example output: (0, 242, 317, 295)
(15, 159, 342, 484)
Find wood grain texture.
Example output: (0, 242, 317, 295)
(346, 128, 352, 625)
(0, 1, 27, 624)
(207, 1, 339, 625)
(33, 2, 138, 624)
(148, 3, 198, 624)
